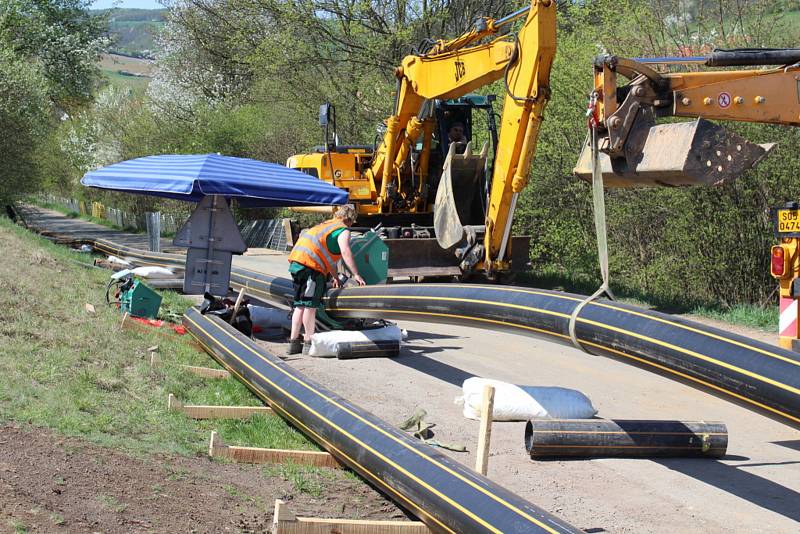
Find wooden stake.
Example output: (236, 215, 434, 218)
(230, 287, 246, 324)
(474, 384, 495, 476)
(272, 500, 431, 534)
(168, 394, 272, 419)
(148, 346, 160, 368)
(209, 432, 340, 468)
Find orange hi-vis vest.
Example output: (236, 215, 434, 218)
(287, 218, 346, 275)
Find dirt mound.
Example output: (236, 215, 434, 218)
(0, 424, 405, 532)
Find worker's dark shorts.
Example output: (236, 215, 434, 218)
(291, 267, 326, 308)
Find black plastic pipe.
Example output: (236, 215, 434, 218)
(336, 339, 401, 359)
(225, 269, 800, 427)
(524, 419, 728, 459)
(183, 308, 580, 534)
(707, 48, 800, 67)
(43, 237, 800, 427)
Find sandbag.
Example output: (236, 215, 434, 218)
(248, 305, 291, 338)
(309, 324, 403, 358)
(131, 266, 174, 278)
(107, 255, 132, 267)
(458, 378, 597, 421)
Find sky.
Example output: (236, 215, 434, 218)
(91, 0, 164, 9)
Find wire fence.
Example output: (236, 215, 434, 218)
(37, 194, 181, 235)
(36, 194, 293, 251)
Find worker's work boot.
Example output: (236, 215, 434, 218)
(286, 338, 303, 356)
(302, 342, 312, 356)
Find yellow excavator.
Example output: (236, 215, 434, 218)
(288, 0, 787, 279)
(288, 1, 556, 280)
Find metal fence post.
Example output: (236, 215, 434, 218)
(146, 212, 161, 252)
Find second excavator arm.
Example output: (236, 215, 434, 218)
(575, 50, 800, 187)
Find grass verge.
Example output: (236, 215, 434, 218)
(0, 216, 316, 457)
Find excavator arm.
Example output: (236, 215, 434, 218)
(367, 0, 557, 273)
(575, 50, 800, 187)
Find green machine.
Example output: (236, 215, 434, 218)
(114, 275, 161, 319)
(348, 228, 390, 285)
(317, 228, 389, 329)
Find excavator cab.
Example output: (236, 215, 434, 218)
(431, 95, 497, 252)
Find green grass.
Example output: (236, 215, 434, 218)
(262, 462, 341, 498)
(689, 304, 777, 331)
(101, 68, 150, 91)
(0, 216, 318, 457)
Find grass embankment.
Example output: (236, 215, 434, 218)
(0, 217, 338, 493)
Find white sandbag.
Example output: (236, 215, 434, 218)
(107, 255, 132, 267)
(458, 377, 596, 421)
(309, 324, 403, 358)
(248, 305, 291, 330)
(131, 266, 175, 278)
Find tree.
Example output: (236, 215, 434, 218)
(0, 0, 107, 110)
(0, 46, 50, 205)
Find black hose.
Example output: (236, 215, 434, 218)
(707, 48, 800, 67)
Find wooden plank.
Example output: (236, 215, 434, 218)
(474, 384, 495, 476)
(272, 500, 431, 534)
(182, 365, 231, 379)
(168, 394, 271, 419)
(282, 218, 295, 247)
(149, 349, 229, 378)
(209, 432, 340, 468)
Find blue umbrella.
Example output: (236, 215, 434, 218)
(81, 153, 349, 208)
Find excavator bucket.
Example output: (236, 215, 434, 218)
(434, 141, 488, 249)
(574, 118, 774, 187)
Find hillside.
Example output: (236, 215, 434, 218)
(96, 8, 166, 58)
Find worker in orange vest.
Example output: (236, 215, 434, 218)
(287, 204, 366, 355)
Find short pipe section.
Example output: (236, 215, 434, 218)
(524, 419, 728, 459)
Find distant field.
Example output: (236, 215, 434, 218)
(102, 69, 151, 91)
(99, 53, 155, 76)
(94, 7, 166, 57)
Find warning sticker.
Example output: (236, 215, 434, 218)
(718, 92, 732, 109)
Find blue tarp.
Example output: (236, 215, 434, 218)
(81, 153, 349, 208)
